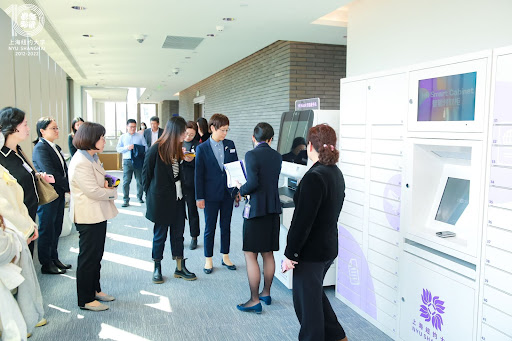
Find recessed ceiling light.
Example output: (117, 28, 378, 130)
(207, 34, 215, 37)
(82, 34, 93, 38)
(94, 64, 100, 66)
(240, 4, 248, 7)
(71, 6, 86, 10)
(222, 18, 235, 21)
(185, 56, 191, 59)
(89, 52, 97, 54)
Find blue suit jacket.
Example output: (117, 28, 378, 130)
(239, 143, 282, 219)
(195, 138, 238, 202)
(32, 138, 70, 195)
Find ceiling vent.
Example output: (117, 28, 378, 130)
(162, 36, 204, 50)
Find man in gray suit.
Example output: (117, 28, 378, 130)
(144, 116, 164, 147)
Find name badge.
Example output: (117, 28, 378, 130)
(243, 202, 251, 219)
(22, 162, 33, 173)
(230, 149, 236, 153)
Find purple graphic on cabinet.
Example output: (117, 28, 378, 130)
(493, 81, 512, 123)
(337, 225, 377, 319)
(383, 174, 401, 231)
(419, 289, 446, 331)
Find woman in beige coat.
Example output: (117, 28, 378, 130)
(68, 122, 118, 311)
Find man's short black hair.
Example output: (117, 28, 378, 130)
(253, 122, 274, 142)
(150, 116, 159, 124)
(126, 119, 137, 126)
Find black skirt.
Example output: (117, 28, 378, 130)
(242, 213, 280, 252)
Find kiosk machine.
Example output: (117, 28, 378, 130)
(274, 107, 340, 289)
(400, 58, 489, 341)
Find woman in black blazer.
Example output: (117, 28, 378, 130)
(0, 107, 40, 254)
(283, 124, 347, 341)
(143, 117, 196, 284)
(235, 123, 282, 314)
(32, 117, 71, 275)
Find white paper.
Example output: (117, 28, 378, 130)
(224, 160, 246, 188)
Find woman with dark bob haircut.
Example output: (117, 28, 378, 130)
(0, 107, 40, 254)
(68, 122, 118, 311)
(32, 117, 71, 275)
(68, 117, 84, 157)
(282, 124, 347, 341)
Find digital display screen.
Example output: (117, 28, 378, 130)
(435, 177, 470, 225)
(417, 72, 477, 121)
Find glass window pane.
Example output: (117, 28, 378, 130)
(116, 102, 127, 137)
(141, 103, 156, 128)
(127, 88, 137, 120)
(104, 102, 116, 137)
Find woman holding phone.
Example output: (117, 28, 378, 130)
(69, 122, 118, 311)
(143, 117, 196, 283)
(282, 124, 347, 341)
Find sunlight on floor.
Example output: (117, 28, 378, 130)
(48, 304, 71, 313)
(106, 232, 152, 248)
(117, 209, 144, 217)
(98, 323, 149, 341)
(124, 224, 148, 231)
(140, 290, 172, 313)
(69, 248, 153, 272)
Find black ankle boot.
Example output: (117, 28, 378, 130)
(174, 258, 197, 281)
(153, 260, 164, 284)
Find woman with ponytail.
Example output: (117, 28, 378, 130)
(282, 124, 348, 341)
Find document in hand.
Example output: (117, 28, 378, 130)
(224, 160, 247, 188)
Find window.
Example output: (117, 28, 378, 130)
(141, 103, 156, 128)
(104, 101, 128, 138)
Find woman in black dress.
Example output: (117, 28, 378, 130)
(282, 124, 347, 341)
(235, 122, 282, 314)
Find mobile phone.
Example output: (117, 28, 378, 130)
(281, 260, 288, 273)
(436, 231, 456, 238)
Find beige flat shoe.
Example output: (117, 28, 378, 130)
(95, 294, 115, 302)
(80, 302, 109, 311)
(35, 318, 47, 327)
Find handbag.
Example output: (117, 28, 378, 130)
(35, 174, 59, 205)
(19, 148, 58, 205)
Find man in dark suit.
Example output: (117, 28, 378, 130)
(143, 116, 164, 147)
(195, 113, 239, 274)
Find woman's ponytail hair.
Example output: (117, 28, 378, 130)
(307, 123, 339, 165)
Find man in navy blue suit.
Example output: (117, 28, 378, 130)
(195, 114, 239, 274)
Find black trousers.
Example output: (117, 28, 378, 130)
(183, 186, 200, 238)
(293, 259, 346, 341)
(152, 199, 185, 260)
(76, 221, 107, 307)
(36, 195, 65, 265)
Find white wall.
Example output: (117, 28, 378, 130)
(347, 0, 512, 76)
(0, 10, 69, 158)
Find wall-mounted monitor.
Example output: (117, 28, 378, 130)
(435, 177, 470, 225)
(418, 72, 477, 122)
(407, 54, 490, 133)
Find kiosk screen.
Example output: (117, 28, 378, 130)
(435, 177, 470, 225)
(417, 72, 477, 121)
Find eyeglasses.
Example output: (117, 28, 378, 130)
(48, 127, 59, 131)
(218, 129, 230, 133)
(185, 133, 196, 137)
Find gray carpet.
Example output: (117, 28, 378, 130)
(31, 171, 392, 341)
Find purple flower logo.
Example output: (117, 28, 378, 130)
(419, 289, 445, 331)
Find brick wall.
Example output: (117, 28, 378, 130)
(179, 40, 346, 158)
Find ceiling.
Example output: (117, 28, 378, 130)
(2, 0, 351, 103)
